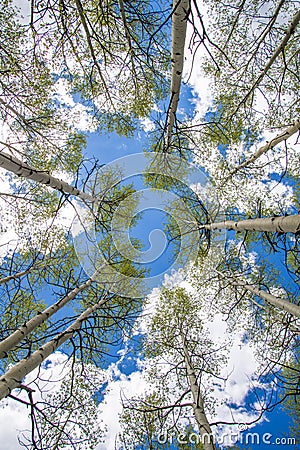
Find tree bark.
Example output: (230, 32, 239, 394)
(0, 271, 100, 358)
(0, 267, 34, 285)
(180, 333, 216, 450)
(0, 296, 107, 400)
(235, 282, 300, 319)
(202, 214, 300, 233)
(216, 270, 300, 319)
(227, 119, 300, 179)
(166, 0, 191, 147)
(0, 151, 93, 201)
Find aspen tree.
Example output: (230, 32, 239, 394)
(120, 288, 224, 449)
(227, 119, 300, 180)
(0, 269, 102, 358)
(201, 214, 300, 234)
(215, 270, 300, 319)
(0, 151, 93, 202)
(0, 296, 108, 400)
(166, 0, 191, 147)
(180, 331, 216, 450)
(29, 0, 170, 134)
(200, 0, 300, 133)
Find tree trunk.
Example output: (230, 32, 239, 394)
(0, 151, 93, 201)
(180, 333, 216, 450)
(216, 270, 300, 319)
(0, 267, 34, 285)
(0, 271, 100, 358)
(166, 0, 190, 147)
(235, 282, 300, 319)
(0, 296, 107, 400)
(202, 214, 300, 233)
(227, 119, 300, 179)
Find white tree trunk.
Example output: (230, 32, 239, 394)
(0, 296, 107, 400)
(0, 271, 100, 358)
(0, 267, 34, 285)
(250, 9, 300, 89)
(216, 270, 300, 319)
(227, 119, 300, 179)
(181, 333, 216, 450)
(202, 214, 300, 233)
(235, 282, 300, 319)
(0, 151, 93, 201)
(166, 0, 190, 147)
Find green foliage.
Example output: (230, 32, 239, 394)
(29, 361, 106, 449)
(201, 103, 261, 149)
(201, 0, 299, 132)
(29, 0, 170, 135)
(173, 424, 205, 449)
(0, 1, 87, 174)
(142, 154, 210, 263)
(120, 390, 169, 450)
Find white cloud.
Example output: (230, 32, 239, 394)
(220, 341, 261, 406)
(53, 79, 97, 132)
(12, 0, 31, 23)
(53, 79, 76, 108)
(0, 398, 31, 450)
(96, 370, 149, 450)
(140, 117, 155, 132)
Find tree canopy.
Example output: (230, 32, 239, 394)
(0, 0, 299, 448)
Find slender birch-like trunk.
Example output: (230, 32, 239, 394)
(180, 333, 216, 450)
(0, 267, 34, 285)
(201, 214, 300, 233)
(0, 296, 107, 400)
(227, 119, 300, 179)
(235, 281, 300, 319)
(0, 151, 93, 201)
(0, 271, 100, 358)
(166, 0, 190, 146)
(118, 0, 137, 82)
(216, 270, 300, 319)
